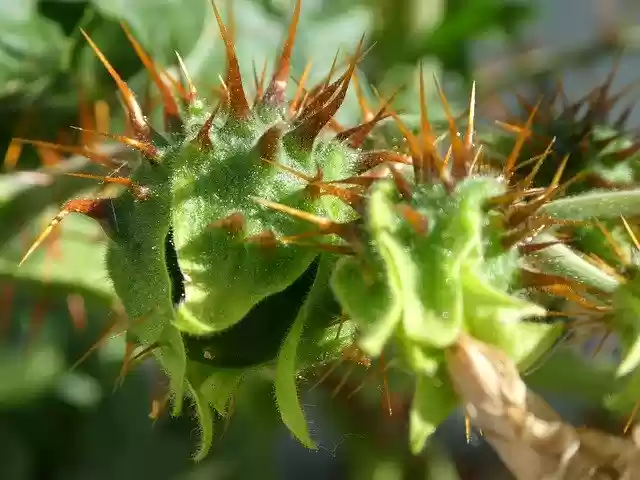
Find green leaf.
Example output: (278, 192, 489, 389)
(89, 0, 208, 64)
(528, 233, 620, 293)
(409, 373, 457, 454)
(612, 277, 640, 378)
(199, 369, 245, 415)
(541, 188, 640, 221)
(0, 146, 129, 249)
(331, 255, 402, 356)
(606, 367, 640, 414)
(275, 255, 342, 449)
(0, 208, 115, 302)
(187, 383, 215, 463)
(0, 3, 68, 99)
(0, 346, 65, 407)
(526, 347, 617, 401)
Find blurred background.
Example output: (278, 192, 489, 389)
(0, 0, 638, 478)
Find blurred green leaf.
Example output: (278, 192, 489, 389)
(0, 146, 128, 249)
(0, 211, 115, 302)
(89, 0, 208, 64)
(0, 2, 69, 99)
(0, 346, 65, 407)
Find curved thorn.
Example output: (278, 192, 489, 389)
(209, 0, 250, 118)
(120, 23, 181, 124)
(80, 29, 150, 140)
(12, 138, 121, 169)
(262, 0, 302, 106)
(70, 126, 159, 160)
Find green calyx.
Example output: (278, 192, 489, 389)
(333, 177, 551, 358)
(330, 176, 559, 452)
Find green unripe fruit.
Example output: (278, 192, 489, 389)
(18, 0, 372, 459)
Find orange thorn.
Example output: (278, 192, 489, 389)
(296, 40, 371, 121)
(12, 138, 121, 170)
(517, 139, 555, 191)
(67, 294, 87, 330)
(595, 220, 629, 265)
(80, 29, 150, 140)
(465, 81, 476, 149)
(379, 353, 392, 416)
(19, 199, 111, 267)
(70, 126, 159, 160)
(4, 139, 24, 170)
(621, 216, 640, 251)
(120, 23, 180, 125)
(297, 73, 344, 120)
(252, 197, 333, 229)
(354, 150, 411, 174)
(288, 36, 365, 151)
(261, 157, 315, 183)
(310, 358, 344, 391)
(625, 401, 640, 434)
(64, 172, 150, 200)
(71, 310, 149, 372)
(331, 363, 356, 397)
(252, 58, 269, 105)
(389, 109, 424, 164)
(176, 52, 197, 102)
(245, 229, 278, 248)
(311, 182, 363, 207)
(352, 72, 373, 121)
(323, 48, 341, 90)
(209, 0, 250, 119)
(335, 89, 398, 148)
(114, 340, 137, 392)
(290, 61, 313, 115)
(262, 0, 301, 106)
(196, 102, 222, 149)
(220, 395, 237, 439)
(434, 75, 469, 181)
(396, 204, 428, 234)
(208, 212, 245, 235)
(503, 99, 541, 180)
(256, 125, 283, 164)
(388, 163, 412, 201)
(149, 391, 171, 422)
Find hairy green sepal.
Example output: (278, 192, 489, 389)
(331, 177, 557, 451)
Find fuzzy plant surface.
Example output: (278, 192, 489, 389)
(14, 0, 640, 465)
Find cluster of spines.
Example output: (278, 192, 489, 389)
(492, 55, 640, 191)
(16, 0, 406, 267)
(10, 0, 640, 461)
(10, 0, 405, 442)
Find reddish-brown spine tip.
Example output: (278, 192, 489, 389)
(256, 125, 283, 164)
(175, 52, 198, 103)
(120, 23, 182, 132)
(80, 29, 150, 141)
(195, 102, 222, 149)
(209, 212, 245, 235)
(210, 0, 250, 119)
(286, 36, 364, 152)
(70, 127, 160, 161)
(19, 198, 114, 267)
(262, 0, 302, 107)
